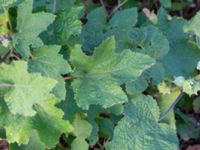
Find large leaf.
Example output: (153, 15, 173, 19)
(42, 5, 83, 45)
(157, 9, 200, 77)
(70, 37, 155, 109)
(81, 7, 107, 51)
(0, 61, 57, 116)
(82, 7, 138, 52)
(110, 95, 178, 150)
(28, 45, 71, 99)
(127, 25, 169, 60)
(0, 94, 73, 147)
(12, 0, 55, 58)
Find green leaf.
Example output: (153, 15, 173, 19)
(54, 6, 83, 45)
(0, 61, 57, 116)
(33, 95, 73, 148)
(98, 118, 114, 138)
(72, 78, 127, 110)
(173, 77, 200, 96)
(82, 7, 138, 52)
(81, 7, 107, 51)
(159, 0, 171, 8)
(46, 0, 76, 13)
(125, 76, 148, 96)
(0, 0, 24, 10)
(0, 11, 9, 34)
(28, 45, 71, 99)
(12, 0, 55, 58)
(71, 114, 92, 150)
(10, 131, 46, 150)
(70, 37, 155, 109)
(185, 11, 200, 37)
(128, 25, 169, 60)
(71, 137, 89, 150)
(42, 6, 83, 45)
(0, 94, 73, 147)
(72, 114, 92, 138)
(158, 16, 200, 77)
(110, 95, 178, 150)
(0, 45, 9, 57)
(58, 83, 81, 120)
(107, 8, 138, 52)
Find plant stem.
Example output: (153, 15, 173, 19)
(0, 83, 13, 88)
(158, 91, 184, 122)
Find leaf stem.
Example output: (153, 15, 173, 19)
(52, 0, 57, 14)
(63, 76, 76, 80)
(158, 91, 184, 122)
(111, 0, 128, 15)
(0, 83, 13, 88)
(99, 0, 108, 17)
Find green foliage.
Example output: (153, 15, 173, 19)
(110, 95, 178, 150)
(12, 0, 55, 58)
(0, 61, 57, 116)
(70, 37, 155, 109)
(185, 11, 200, 37)
(1, 0, 200, 149)
(28, 45, 71, 99)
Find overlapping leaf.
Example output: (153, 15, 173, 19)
(71, 114, 92, 150)
(41, 4, 83, 45)
(28, 45, 71, 99)
(0, 94, 73, 147)
(0, 61, 57, 116)
(157, 9, 200, 77)
(70, 37, 155, 109)
(12, 0, 55, 58)
(82, 7, 138, 52)
(110, 95, 178, 150)
(185, 11, 200, 37)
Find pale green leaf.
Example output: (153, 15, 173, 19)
(33, 95, 73, 148)
(71, 137, 89, 150)
(0, 94, 73, 147)
(0, 61, 57, 116)
(72, 114, 92, 138)
(185, 11, 200, 37)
